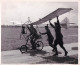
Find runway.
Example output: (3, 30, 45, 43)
(1, 43, 78, 64)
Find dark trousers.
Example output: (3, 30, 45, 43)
(30, 36, 36, 49)
(48, 39, 54, 48)
(53, 39, 67, 54)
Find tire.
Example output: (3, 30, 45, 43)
(20, 45, 27, 53)
(36, 41, 44, 51)
(26, 44, 32, 50)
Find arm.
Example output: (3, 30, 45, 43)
(49, 20, 55, 28)
(27, 27, 33, 36)
(57, 16, 60, 25)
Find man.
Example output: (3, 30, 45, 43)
(30, 24, 39, 42)
(27, 24, 39, 50)
(40, 24, 54, 50)
(21, 25, 26, 34)
(49, 16, 68, 56)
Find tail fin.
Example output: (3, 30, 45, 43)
(61, 17, 69, 29)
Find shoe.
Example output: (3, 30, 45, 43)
(53, 54, 58, 56)
(65, 51, 68, 56)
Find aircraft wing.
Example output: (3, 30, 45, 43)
(31, 8, 73, 25)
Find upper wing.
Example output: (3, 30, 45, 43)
(31, 8, 73, 25)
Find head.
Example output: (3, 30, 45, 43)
(45, 25, 48, 30)
(54, 22, 58, 27)
(29, 24, 33, 28)
(47, 24, 48, 26)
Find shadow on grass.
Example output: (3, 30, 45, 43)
(42, 56, 78, 64)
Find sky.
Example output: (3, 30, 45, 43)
(1, 1, 78, 25)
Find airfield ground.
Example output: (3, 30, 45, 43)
(1, 26, 78, 64)
(1, 26, 78, 51)
(1, 43, 78, 64)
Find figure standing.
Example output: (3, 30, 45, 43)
(40, 24, 54, 50)
(49, 16, 68, 56)
(21, 25, 26, 34)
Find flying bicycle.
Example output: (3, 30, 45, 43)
(20, 18, 44, 54)
(19, 8, 73, 54)
(20, 33, 44, 53)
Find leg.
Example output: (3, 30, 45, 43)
(48, 41, 55, 52)
(59, 41, 68, 56)
(30, 36, 36, 50)
(33, 37, 37, 50)
(53, 40, 58, 56)
(30, 38, 34, 49)
(48, 39, 54, 48)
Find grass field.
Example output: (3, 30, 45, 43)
(1, 26, 78, 51)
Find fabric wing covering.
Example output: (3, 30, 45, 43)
(31, 8, 73, 25)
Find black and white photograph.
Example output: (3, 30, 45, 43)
(1, 0, 78, 64)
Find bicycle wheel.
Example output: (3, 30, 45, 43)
(20, 45, 27, 53)
(36, 41, 44, 51)
(26, 44, 32, 50)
